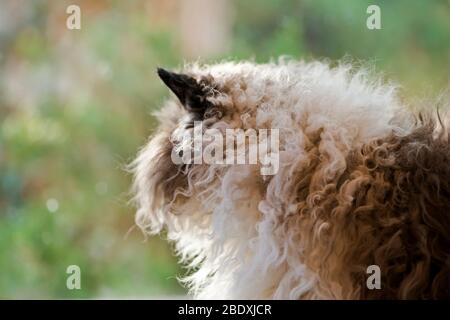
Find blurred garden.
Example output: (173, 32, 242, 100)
(0, 0, 449, 298)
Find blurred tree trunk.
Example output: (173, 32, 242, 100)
(178, 0, 232, 58)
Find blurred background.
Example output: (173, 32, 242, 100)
(0, 0, 449, 298)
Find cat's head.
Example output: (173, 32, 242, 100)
(131, 62, 281, 236)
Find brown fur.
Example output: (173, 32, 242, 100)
(286, 117, 450, 299)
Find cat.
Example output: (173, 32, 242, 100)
(131, 59, 450, 299)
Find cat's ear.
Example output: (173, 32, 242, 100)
(157, 68, 211, 114)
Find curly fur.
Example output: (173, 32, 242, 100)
(130, 59, 450, 299)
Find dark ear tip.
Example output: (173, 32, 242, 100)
(157, 67, 169, 79)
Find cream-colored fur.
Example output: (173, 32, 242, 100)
(131, 59, 449, 299)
